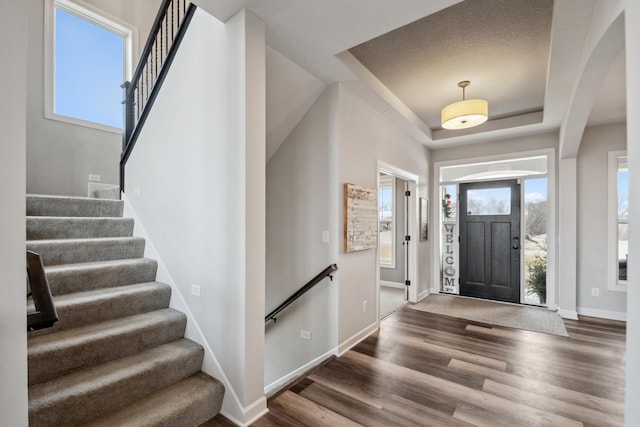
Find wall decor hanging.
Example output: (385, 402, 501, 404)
(344, 183, 377, 252)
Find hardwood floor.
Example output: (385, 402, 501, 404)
(208, 306, 626, 426)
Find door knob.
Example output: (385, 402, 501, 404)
(512, 236, 520, 250)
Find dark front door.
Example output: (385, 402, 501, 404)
(459, 180, 521, 303)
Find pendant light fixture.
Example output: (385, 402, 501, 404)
(441, 80, 488, 130)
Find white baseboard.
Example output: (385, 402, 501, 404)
(263, 323, 379, 401)
(264, 348, 337, 397)
(577, 307, 627, 321)
(417, 289, 430, 302)
(558, 309, 579, 320)
(221, 396, 269, 427)
(338, 322, 378, 356)
(122, 196, 259, 424)
(380, 280, 404, 289)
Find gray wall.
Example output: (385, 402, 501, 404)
(265, 82, 430, 389)
(338, 84, 431, 348)
(0, 0, 29, 424)
(265, 86, 339, 389)
(380, 176, 407, 284)
(577, 123, 627, 316)
(25, 0, 160, 197)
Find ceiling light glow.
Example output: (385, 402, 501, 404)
(441, 80, 488, 130)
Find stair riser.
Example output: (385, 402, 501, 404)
(45, 260, 158, 296)
(28, 283, 172, 337)
(27, 217, 134, 240)
(27, 195, 123, 218)
(29, 342, 204, 427)
(28, 310, 187, 385)
(27, 238, 145, 266)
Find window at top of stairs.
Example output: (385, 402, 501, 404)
(45, 0, 135, 133)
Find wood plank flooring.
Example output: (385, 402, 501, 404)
(206, 306, 626, 426)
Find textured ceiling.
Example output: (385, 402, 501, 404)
(349, 0, 554, 131)
(196, 0, 625, 149)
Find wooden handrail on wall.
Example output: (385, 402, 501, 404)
(265, 264, 338, 324)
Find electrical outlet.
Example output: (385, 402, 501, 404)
(88, 174, 101, 182)
(362, 300, 367, 313)
(591, 288, 599, 297)
(133, 187, 141, 197)
(322, 230, 330, 243)
(191, 284, 201, 297)
(300, 330, 311, 340)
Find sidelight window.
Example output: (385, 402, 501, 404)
(608, 151, 628, 291)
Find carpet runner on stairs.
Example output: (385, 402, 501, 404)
(26, 194, 224, 427)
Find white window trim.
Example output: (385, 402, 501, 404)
(607, 150, 628, 292)
(44, 0, 138, 133)
(379, 174, 396, 269)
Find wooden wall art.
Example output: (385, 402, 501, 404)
(344, 183, 377, 252)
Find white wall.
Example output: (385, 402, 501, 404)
(124, 8, 266, 424)
(0, 0, 29, 424)
(624, 0, 640, 424)
(265, 46, 326, 161)
(576, 123, 627, 317)
(25, 0, 160, 197)
(265, 86, 339, 391)
(558, 157, 578, 318)
(338, 84, 430, 348)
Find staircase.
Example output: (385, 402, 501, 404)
(26, 194, 224, 426)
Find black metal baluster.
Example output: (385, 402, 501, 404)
(154, 34, 158, 85)
(136, 83, 141, 122)
(120, 0, 197, 193)
(171, 0, 175, 42)
(161, 15, 165, 65)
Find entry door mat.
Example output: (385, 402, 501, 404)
(410, 294, 568, 337)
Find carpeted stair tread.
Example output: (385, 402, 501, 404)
(27, 237, 145, 266)
(28, 339, 205, 427)
(27, 216, 134, 240)
(25, 194, 225, 424)
(28, 282, 172, 337)
(45, 258, 158, 296)
(86, 372, 225, 427)
(27, 194, 124, 218)
(28, 308, 187, 385)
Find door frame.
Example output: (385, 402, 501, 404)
(432, 148, 557, 309)
(377, 161, 419, 323)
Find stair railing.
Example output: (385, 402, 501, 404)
(265, 264, 338, 324)
(27, 251, 58, 331)
(120, 0, 197, 192)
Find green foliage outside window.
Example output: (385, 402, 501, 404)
(526, 241, 547, 304)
